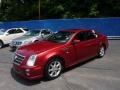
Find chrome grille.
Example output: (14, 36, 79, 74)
(16, 42, 22, 45)
(12, 41, 22, 45)
(13, 53, 25, 65)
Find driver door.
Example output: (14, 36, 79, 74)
(64, 32, 88, 66)
(72, 32, 89, 63)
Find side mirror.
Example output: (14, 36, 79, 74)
(72, 39, 80, 44)
(5, 33, 9, 36)
(41, 33, 45, 38)
(41, 33, 45, 36)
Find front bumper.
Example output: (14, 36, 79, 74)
(9, 43, 22, 49)
(13, 64, 43, 80)
(9, 44, 21, 51)
(10, 46, 18, 51)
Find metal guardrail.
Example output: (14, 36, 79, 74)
(108, 36, 120, 40)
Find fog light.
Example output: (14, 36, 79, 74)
(25, 69, 30, 72)
(26, 73, 30, 76)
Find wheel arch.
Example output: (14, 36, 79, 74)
(101, 43, 107, 50)
(34, 40, 39, 42)
(43, 55, 65, 80)
(99, 40, 107, 51)
(45, 55, 65, 69)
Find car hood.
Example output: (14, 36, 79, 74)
(17, 41, 63, 56)
(13, 36, 38, 41)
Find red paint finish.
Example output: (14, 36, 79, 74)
(12, 29, 108, 80)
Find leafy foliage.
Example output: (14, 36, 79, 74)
(0, 0, 120, 21)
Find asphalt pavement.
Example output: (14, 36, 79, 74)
(0, 40, 120, 90)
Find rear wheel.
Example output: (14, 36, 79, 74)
(44, 58, 63, 80)
(0, 40, 3, 49)
(98, 46, 105, 58)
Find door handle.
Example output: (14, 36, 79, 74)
(63, 48, 70, 54)
(86, 43, 95, 47)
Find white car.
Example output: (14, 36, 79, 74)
(10, 29, 53, 51)
(0, 28, 28, 48)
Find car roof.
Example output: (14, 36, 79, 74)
(30, 28, 50, 31)
(60, 28, 91, 33)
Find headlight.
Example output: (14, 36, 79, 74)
(22, 41, 30, 45)
(26, 55, 37, 66)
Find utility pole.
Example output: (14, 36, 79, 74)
(0, 0, 1, 7)
(0, 0, 1, 10)
(38, 0, 40, 19)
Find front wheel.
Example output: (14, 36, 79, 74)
(98, 46, 105, 58)
(44, 58, 63, 80)
(0, 41, 3, 49)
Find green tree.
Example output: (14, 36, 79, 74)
(0, 0, 120, 21)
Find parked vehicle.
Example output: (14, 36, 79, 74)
(12, 29, 108, 80)
(10, 29, 53, 51)
(0, 28, 28, 48)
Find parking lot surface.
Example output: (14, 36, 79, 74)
(0, 40, 120, 90)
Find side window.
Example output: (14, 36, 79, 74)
(86, 31, 96, 40)
(16, 29, 23, 33)
(74, 32, 86, 41)
(74, 31, 96, 42)
(41, 30, 51, 35)
(8, 29, 16, 34)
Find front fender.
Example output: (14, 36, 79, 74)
(36, 49, 66, 67)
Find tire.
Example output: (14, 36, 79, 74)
(0, 40, 3, 49)
(10, 46, 16, 52)
(98, 46, 105, 58)
(44, 58, 63, 80)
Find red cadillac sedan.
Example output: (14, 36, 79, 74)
(12, 29, 108, 80)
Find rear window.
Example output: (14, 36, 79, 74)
(23, 28, 29, 31)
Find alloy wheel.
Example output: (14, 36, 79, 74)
(45, 58, 63, 80)
(99, 46, 105, 57)
(48, 60, 62, 77)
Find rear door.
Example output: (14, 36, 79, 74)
(83, 31, 100, 57)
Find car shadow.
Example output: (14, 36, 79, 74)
(10, 57, 97, 86)
(0, 44, 9, 49)
(63, 57, 96, 73)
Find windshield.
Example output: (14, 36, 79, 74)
(0, 29, 6, 35)
(24, 30, 40, 36)
(46, 31, 74, 43)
